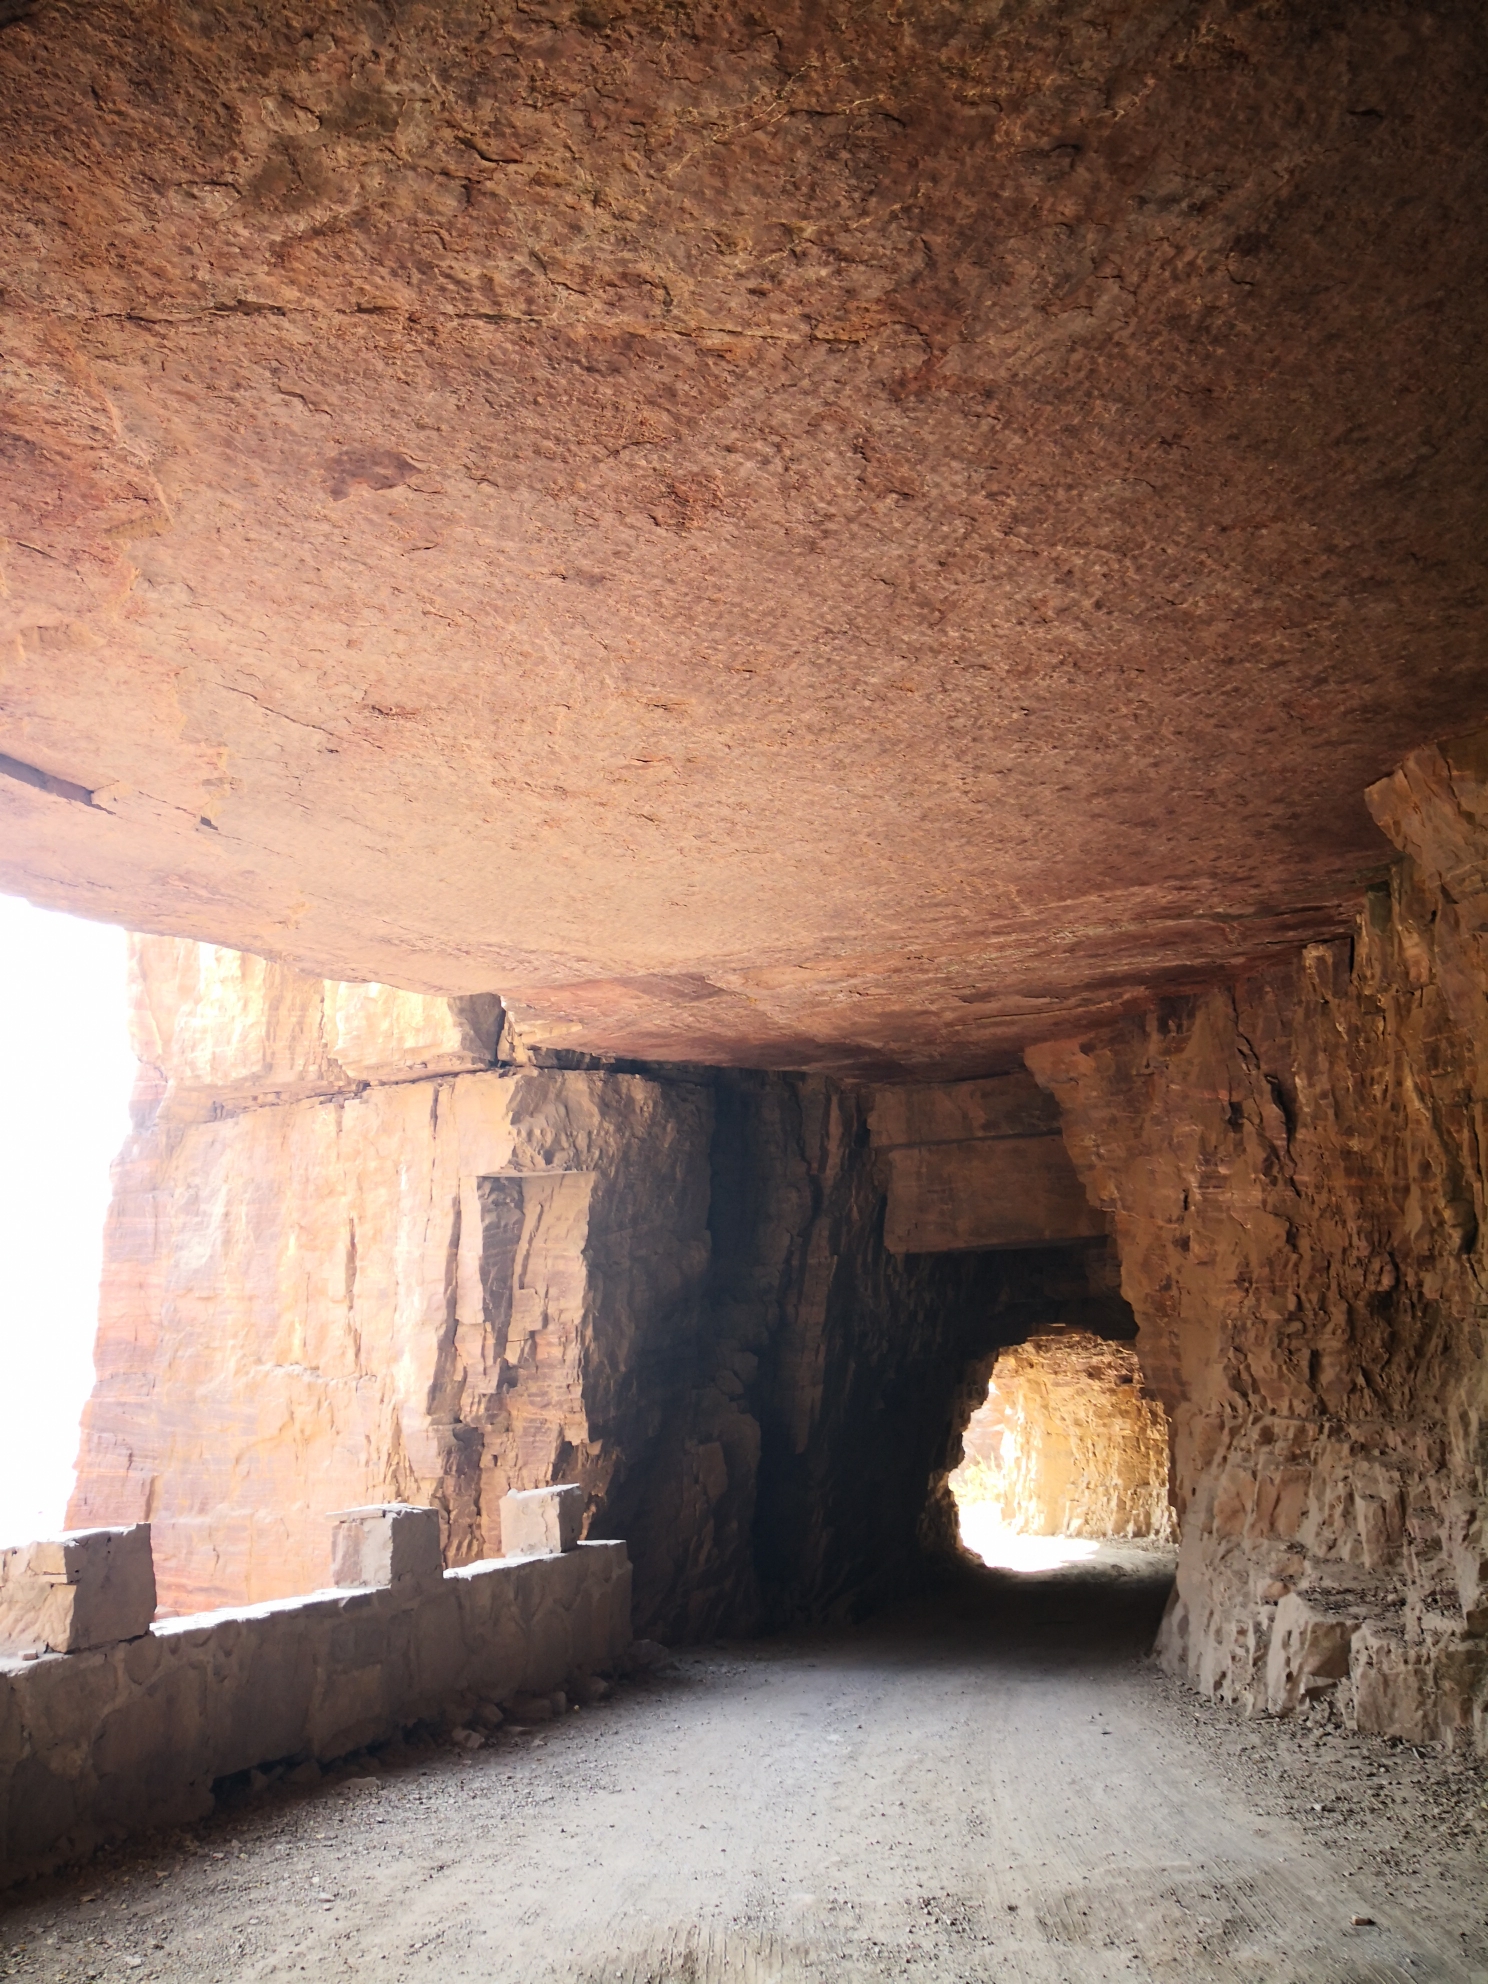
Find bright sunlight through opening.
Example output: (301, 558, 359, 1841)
(0, 897, 134, 1547)
(955, 1503, 1103, 1573)
(950, 1331, 1173, 1575)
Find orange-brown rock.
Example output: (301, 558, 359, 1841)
(71, 932, 1144, 1633)
(868, 1074, 1108, 1252)
(128, 936, 504, 1117)
(953, 1331, 1172, 1541)
(1027, 729, 1488, 1750)
(71, 936, 714, 1612)
(2, 3, 1487, 1075)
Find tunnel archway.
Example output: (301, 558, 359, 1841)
(948, 1329, 1173, 1572)
(915, 1239, 1149, 1574)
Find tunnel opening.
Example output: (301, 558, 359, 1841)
(949, 1329, 1174, 1575)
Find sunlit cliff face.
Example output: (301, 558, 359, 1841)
(951, 1332, 1172, 1573)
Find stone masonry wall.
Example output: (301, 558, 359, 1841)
(0, 1504, 630, 1889)
(1027, 728, 1488, 1751)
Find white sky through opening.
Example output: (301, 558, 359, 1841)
(0, 896, 134, 1548)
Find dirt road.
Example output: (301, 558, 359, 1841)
(4, 1546, 1486, 1982)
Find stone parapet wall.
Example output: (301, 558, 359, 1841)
(0, 1526, 156, 1655)
(0, 1506, 631, 1889)
(1027, 728, 1488, 1751)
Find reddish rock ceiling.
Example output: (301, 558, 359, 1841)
(1, 0, 1485, 1075)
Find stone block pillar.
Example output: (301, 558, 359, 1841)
(501, 1485, 584, 1558)
(0, 1525, 156, 1655)
(329, 1505, 443, 1591)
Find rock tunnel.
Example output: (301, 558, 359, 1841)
(948, 1328, 1174, 1567)
(1, 0, 1487, 1971)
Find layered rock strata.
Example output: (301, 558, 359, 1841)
(71, 938, 1126, 1639)
(952, 1332, 1172, 1542)
(868, 1074, 1108, 1252)
(1027, 729, 1488, 1750)
(71, 936, 712, 1613)
(666, 1077, 1127, 1637)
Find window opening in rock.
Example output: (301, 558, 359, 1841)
(0, 896, 133, 1544)
(950, 1329, 1173, 1573)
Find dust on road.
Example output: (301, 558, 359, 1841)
(4, 1546, 1485, 1983)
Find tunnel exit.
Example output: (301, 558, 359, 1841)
(950, 1329, 1173, 1573)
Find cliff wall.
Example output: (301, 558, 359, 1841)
(72, 942, 1118, 1639)
(678, 1077, 1125, 1637)
(1027, 730, 1488, 1750)
(71, 937, 713, 1614)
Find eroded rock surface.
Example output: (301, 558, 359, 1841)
(2, 2, 1486, 1073)
(674, 1077, 1119, 1633)
(70, 935, 1125, 1635)
(953, 1331, 1172, 1541)
(868, 1073, 1107, 1252)
(129, 936, 505, 1117)
(71, 936, 714, 1612)
(1027, 730, 1488, 1749)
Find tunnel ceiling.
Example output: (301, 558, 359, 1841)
(1, 2, 1485, 1076)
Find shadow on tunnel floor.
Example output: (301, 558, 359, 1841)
(862, 1539, 1178, 1667)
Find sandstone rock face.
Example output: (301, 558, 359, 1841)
(1, 4, 1485, 1074)
(881, 1139, 1108, 1254)
(952, 1332, 1172, 1542)
(868, 1075, 1062, 1149)
(72, 936, 713, 1613)
(632, 1073, 1137, 1637)
(1027, 730, 1488, 1749)
(870, 1073, 1108, 1252)
(128, 935, 504, 1118)
(71, 935, 1133, 1637)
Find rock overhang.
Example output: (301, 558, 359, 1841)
(1, 0, 1485, 1076)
